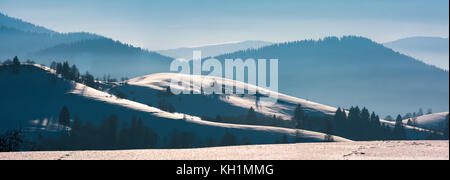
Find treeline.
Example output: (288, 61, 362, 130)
(1, 56, 130, 90)
(49, 61, 102, 89)
(202, 104, 448, 141)
(385, 108, 434, 123)
(40, 113, 159, 150)
(37, 106, 253, 151)
(202, 107, 295, 129)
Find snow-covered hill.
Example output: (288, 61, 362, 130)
(111, 73, 433, 140)
(0, 64, 349, 149)
(402, 112, 449, 132)
(111, 73, 337, 121)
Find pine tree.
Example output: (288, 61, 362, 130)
(417, 108, 424, 116)
(293, 104, 305, 129)
(324, 118, 334, 142)
(347, 106, 361, 139)
(59, 106, 71, 128)
(295, 130, 302, 142)
(247, 107, 257, 124)
(393, 115, 406, 140)
(12, 56, 20, 74)
(360, 108, 370, 139)
(333, 108, 347, 136)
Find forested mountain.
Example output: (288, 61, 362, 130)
(0, 12, 54, 34)
(0, 26, 100, 60)
(31, 38, 173, 78)
(0, 12, 173, 79)
(211, 36, 449, 116)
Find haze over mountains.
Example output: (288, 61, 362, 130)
(1, 12, 172, 78)
(156, 40, 272, 60)
(384, 37, 449, 70)
(0, 13, 53, 34)
(211, 37, 449, 116)
(1, 12, 448, 117)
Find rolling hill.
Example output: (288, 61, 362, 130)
(402, 112, 449, 132)
(30, 38, 173, 78)
(0, 13, 172, 79)
(0, 64, 349, 150)
(0, 26, 101, 60)
(109, 72, 433, 140)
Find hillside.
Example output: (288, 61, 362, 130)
(0, 64, 348, 150)
(402, 112, 449, 132)
(111, 73, 337, 120)
(110, 72, 433, 140)
(0, 12, 53, 34)
(0, 13, 172, 79)
(384, 37, 449, 70)
(30, 38, 173, 78)
(212, 36, 449, 116)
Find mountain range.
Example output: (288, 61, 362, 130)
(1, 12, 173, 79)
(156, 40, 272, 60)
(384, 37, 449, 70)
(1, 12, 448, 117)
(211, 36, 449, 116)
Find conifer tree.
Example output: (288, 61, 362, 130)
(393, 115, 406, 140)
(293, 104, 305, 129)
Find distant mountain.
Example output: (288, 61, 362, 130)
(30, 38, 173, 78)
(0, 12, 54, 34)
(384, 37, 449, 70)
(157, 40, 272, 60)
(0, 26, 101, 60)
(0, 13, 172, 79)
(0, 64, 348, 150)
(210, 36, 449, 116)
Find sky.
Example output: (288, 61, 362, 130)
(0, 0, 448, 50)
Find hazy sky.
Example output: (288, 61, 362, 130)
(0, 0, 448, 50)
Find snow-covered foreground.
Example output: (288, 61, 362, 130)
(1, 141, 447, 160)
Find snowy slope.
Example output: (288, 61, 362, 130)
(111, 73, 433, 140)
(0, 64, 349, 148)
(402, 112, 449, 131)
(111, 73, 337, 121)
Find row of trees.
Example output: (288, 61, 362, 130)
(293, 105, 405, 141)
(49, 61, 101, 89)
(39, 106, 250, 150)
(1, 56, 22, 74)
(42, 113, 160, 150)
(385, 108, 433, 122)
(0, 130, 24, 152)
